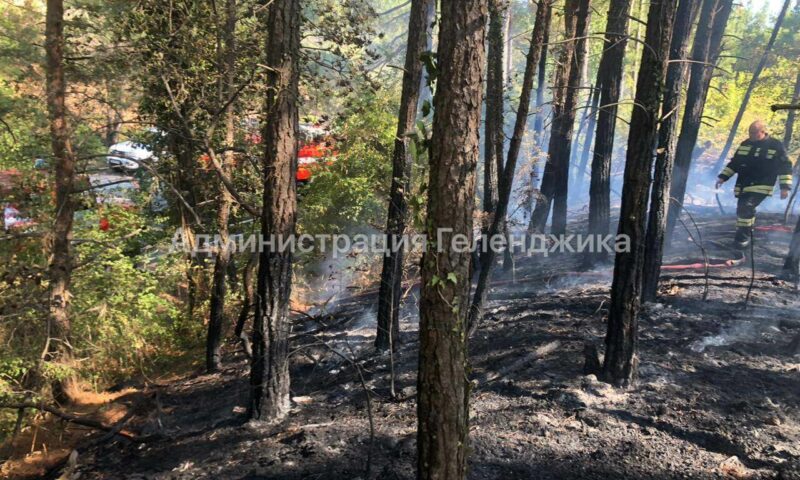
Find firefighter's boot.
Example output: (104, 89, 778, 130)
(734, 227, 751, 249)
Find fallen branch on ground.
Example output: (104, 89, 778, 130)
(474, 340, 561, 385)
(0, 402, 148, 442)
(300, 314, 376, 479)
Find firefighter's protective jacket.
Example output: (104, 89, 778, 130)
(718, 135, 792, 197)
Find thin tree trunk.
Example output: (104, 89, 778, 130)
(468, 0, 550, 336)
(417, 0, 437, 112)
(574, 84, 600, 194)
(483, 0, 506, 234)
(375, 0, 434, 352)
(602, 0, 678, 387)
(533, 4, 550, 145)
(641, 0, 700, 303)
(486, 0, 513, 273)
(207, 0, 237, 373)
(551, 0, 591, 234)
(666, 0, 733, 241)
(783, 208, 800, 276)
(503, 4, 513, 83)
(628, 0, 644, 92)
(235, 252, 257, 358)
(45, 0, 77, 403)
(249, 0, 300, 422)
(525, 1, 552, 224)
(783, 71, 800, 149)
(783, 76, 800, 224)
(530, 0, 591, 234)
(584, 0, 632, 267)
(569, 86, 595, 186)
(712, 0, 792, 173)
(417, 0, 486, 477)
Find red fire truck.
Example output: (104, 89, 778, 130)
(244, 123, 335, 186)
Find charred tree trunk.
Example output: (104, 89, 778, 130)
(603, 0, 678, 387)
(551, 0, 590, 234)
(375, 0, 435, 352)
(569, 87, 595, 187)
(207, 0, 237, 373)
(584, 0, 632, 267)
(533, 5, 550, 146)
(417, 0, 486, 477)
(712, 0, 792, 172)
(482, 0, 506, 247)
(249, 0, 300, 422)
(641, 0, 700, 303)
(45, 0, 76, 403)
(468, 0, 550, 335)
(525, 1, 552, 222)
(574, 84, 601, 194)
(502, 4, 513, 83)
(530, 0, 591, 234)
(666, 0, 733, 240)
(784, 71, 800, 149)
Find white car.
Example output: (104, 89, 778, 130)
(107, 141, 155, 172)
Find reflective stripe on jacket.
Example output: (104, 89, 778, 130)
(717, 135, 792, 197)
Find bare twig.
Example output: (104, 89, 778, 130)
(301, 314, 375, 478)
(311, 339, 374, 478)
(474, 340, 561, 385)
(670, 198, 710, 301)
(745, 229, 756, 309)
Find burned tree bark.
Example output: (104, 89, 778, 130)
(45, 0, 77, 402)
(525, 1, 552, 222)
(483, 0, 506, 224)
(784, 72, 800, 149)
(468, 0, 550, 335)
(574, 84, 600, 194)
(551, 0, 591, 234)
(417, 0, 486, 477)
(569, 87, 596, 187)
(375, 0, 435, 352)
(529, 0, 591, 234)
(641, 0, 700, 303)
(249, 0, 300, 421)
(533, 5, 551, 146)
(207, 0, 237, 373)
(666, 0, 733, 240)
(602, 0, 678, 387)
(712, 0, 793, 173)
(584, 0, 632, 267)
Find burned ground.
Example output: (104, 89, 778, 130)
(4, 211, 800, 480)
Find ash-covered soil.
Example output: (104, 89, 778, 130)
(39, 212, 800, 479)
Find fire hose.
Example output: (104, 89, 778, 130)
(659, 254, 745, 271)
(754, 224, 793, 233)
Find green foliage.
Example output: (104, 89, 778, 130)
(703, 5, 800, 158)
(70, 209, 194, 385)
(298, 90, 397, 235)
(0, 203, 197, 398)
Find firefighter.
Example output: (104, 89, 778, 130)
(715, 120, 792, 249)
